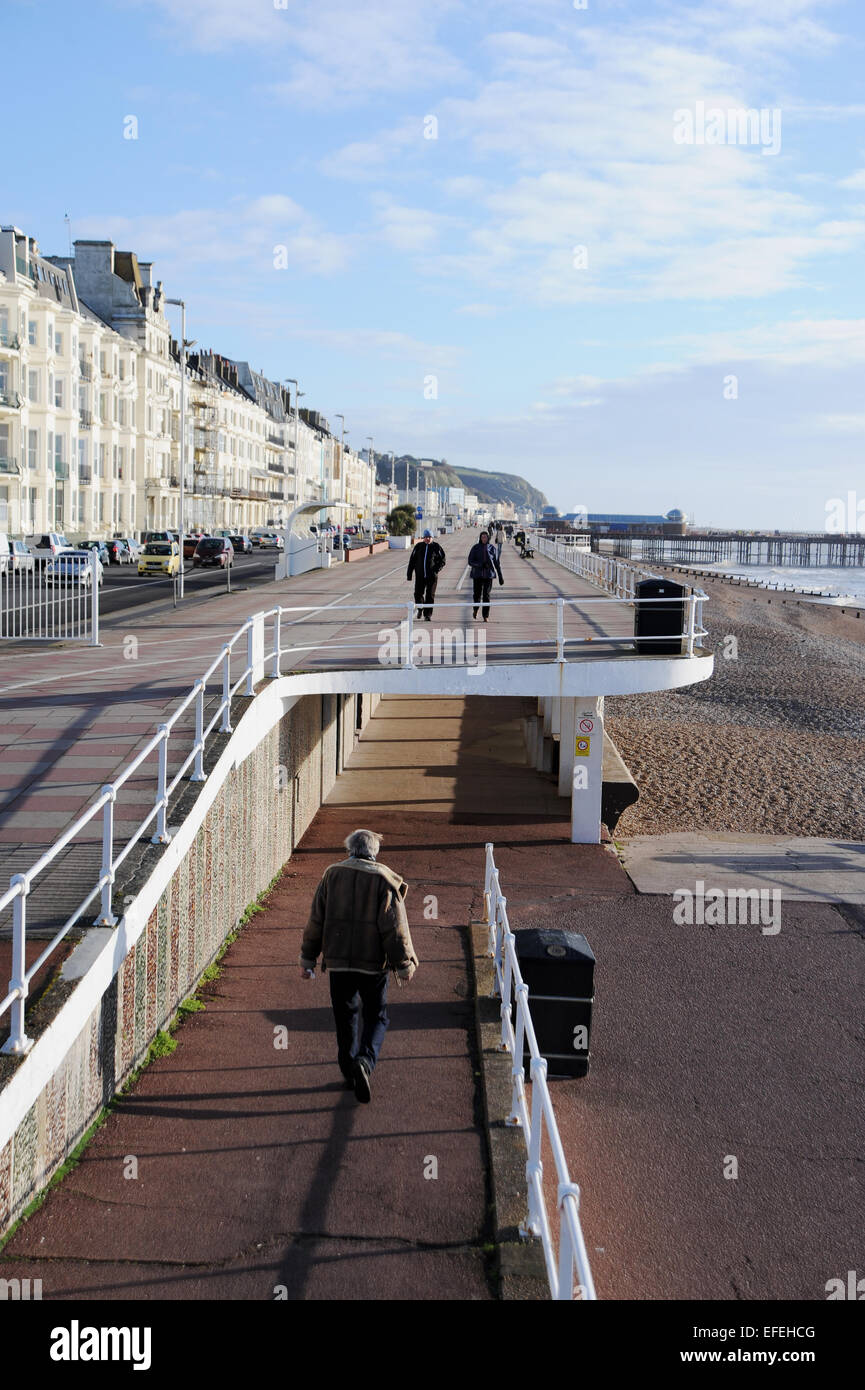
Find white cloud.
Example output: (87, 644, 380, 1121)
(72, 195, 354, 277)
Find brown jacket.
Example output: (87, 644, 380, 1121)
(300, 857, 418, 979)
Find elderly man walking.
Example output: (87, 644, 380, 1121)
(300, 829, 418, 1103)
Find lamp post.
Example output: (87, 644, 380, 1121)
(334, 415, 345, 559)
(165, 298, 188, 598)
(366, 435, 374, 542)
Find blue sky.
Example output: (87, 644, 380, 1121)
(4, 0, 864, 528)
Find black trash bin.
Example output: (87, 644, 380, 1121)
(513, 929, 595, 1079)
(634, 577, 686, 655)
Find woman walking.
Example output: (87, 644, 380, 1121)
(467, 530, 503, 621)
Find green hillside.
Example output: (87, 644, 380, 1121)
(377, 456, 548, 515)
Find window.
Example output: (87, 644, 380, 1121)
(100, 393, 108, 423)
(97, 443, 106, 478)
(47, 431, 53, 467)
(118, 398, 126, 427)
(99, 352, 106, 374)
(98, 491, 105, 522)
(28, 429, 37, 471)
(48, 323, 54, 351)
(113, 444, 119, 478)
(119, 359, 125, 381)
(55, 330, 63, 356)
(54, 435, 65, 468)
(130, 447, 135, 479)
(28, 370, 38, 403)
(0, 423, 9, 463)
(78, 439, 86, 474)
(118, 446, 125, 479)
(54, 377, 64, 410)
(28, 320, 37, 347)
(0, 486, 7, 527)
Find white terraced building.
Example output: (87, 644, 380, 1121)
(0, 224, 373, 540)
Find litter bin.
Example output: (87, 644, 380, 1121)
(634, 577, 686, 655)
(513, 929, 595, 1079)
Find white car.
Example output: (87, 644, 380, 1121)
(44, 551, 104, 586)
(255, 531, 284, 551)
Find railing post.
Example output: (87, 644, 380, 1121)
(556, 597, 565, 662)
(191, 680, 206, 781)
(271, 609, 282, 679)
(508, 980, 530, 1127)
(1, 877, 32, 1055)
(522, 1054, 547, 1234)
(220, 645, 233, 733)
(94, 786, 118, 925)
(685, 594, 697, 656)
(90, 545, 101, 647)
(246, 619, 255, 696)
(498, 901, 511, 1050)
(151, 727, 172, 844)
(404, 602, 414, 667)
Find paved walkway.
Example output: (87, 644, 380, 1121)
(3, 693, 860, 1300)
(621, 831, 865, 903)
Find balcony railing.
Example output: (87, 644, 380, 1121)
(0, 332, 21, 351)
(79, 467, 93, 485)
(266, 432, 283, 445)
(0, 455, 20, 475)
(79, 409, 93, 429)
(54, 461, 69, 481)
(268, 489, 285, 500)
(78, 360, 93, 380)
(0, 390, 22, 410)
(267, 462, 285, 474)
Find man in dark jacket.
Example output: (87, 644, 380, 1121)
(300, 829, 418, 1103)
(407, 529, 446, 619)
(467, 531, 503, 620)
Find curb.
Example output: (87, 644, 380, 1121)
(467, 919, 549, 1301)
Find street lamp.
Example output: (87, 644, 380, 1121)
(165, 298, 189, 598)
(334, 415, 346, 558)
(366, 436, 374, 542)
(283, 377, 302, 503)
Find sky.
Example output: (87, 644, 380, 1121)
(3, 0, 864, 529)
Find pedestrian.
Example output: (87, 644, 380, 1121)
(407, 528, 446, 620)
(300, 829, 418, 1104)
(493, 523, 505, 560)
(467, 530, 503, 621)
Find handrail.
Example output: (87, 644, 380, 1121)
(1, 581, 707, 1056)
(482, 843, 597, 1301)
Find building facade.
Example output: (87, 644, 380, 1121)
(0, 224, 382, 541)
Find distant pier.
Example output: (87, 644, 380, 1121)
(602, 532, 865, 567)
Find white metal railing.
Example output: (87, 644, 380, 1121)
(1, 586, 706, 1056)
(0, 548, 100, 644)
(482, 843, 597, 1301)
(538, 534, 707, 650)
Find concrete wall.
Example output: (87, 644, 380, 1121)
(0, 690, 379, 1237)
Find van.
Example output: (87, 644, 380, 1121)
(0, 534, 10, 575)
(25, 533, 73, 563)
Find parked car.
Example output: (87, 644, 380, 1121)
(78, 540, 110, 567)
(254, 531, 284, 551)
(183, 532, 205, 560)
(143, 530, 173, 545)
(228, 533, 252, 554)
(193, 536, 234, 568)
(44, 551, 104, 586)
(138, 541, 180, 577)
(25, 532, 73, 563)
(7, 539, 35, 573)
(104, 539, 132, 565)
(114, 534, 141, 561)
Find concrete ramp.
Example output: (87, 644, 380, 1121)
(620, 831, 865, 903)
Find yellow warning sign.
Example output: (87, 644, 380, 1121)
(575, 737, 591, 756)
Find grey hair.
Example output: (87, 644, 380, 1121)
(345, 828, 381, 859)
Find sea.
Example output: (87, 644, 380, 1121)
(674, 561, 865, 604)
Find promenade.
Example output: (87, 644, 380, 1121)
(1, 691, 861, 1299)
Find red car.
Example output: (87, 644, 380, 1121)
(193, 536, 234, 568)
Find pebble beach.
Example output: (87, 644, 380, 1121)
(606, 575, 865, 840)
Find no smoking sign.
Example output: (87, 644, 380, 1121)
(578, 717, 594, 734)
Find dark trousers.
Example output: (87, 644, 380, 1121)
(329, 970, 389, 1076)
(413, 573, 437, 619)
(472, 577, 493, 618)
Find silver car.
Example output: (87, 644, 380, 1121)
(45, 551, 104, 586)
